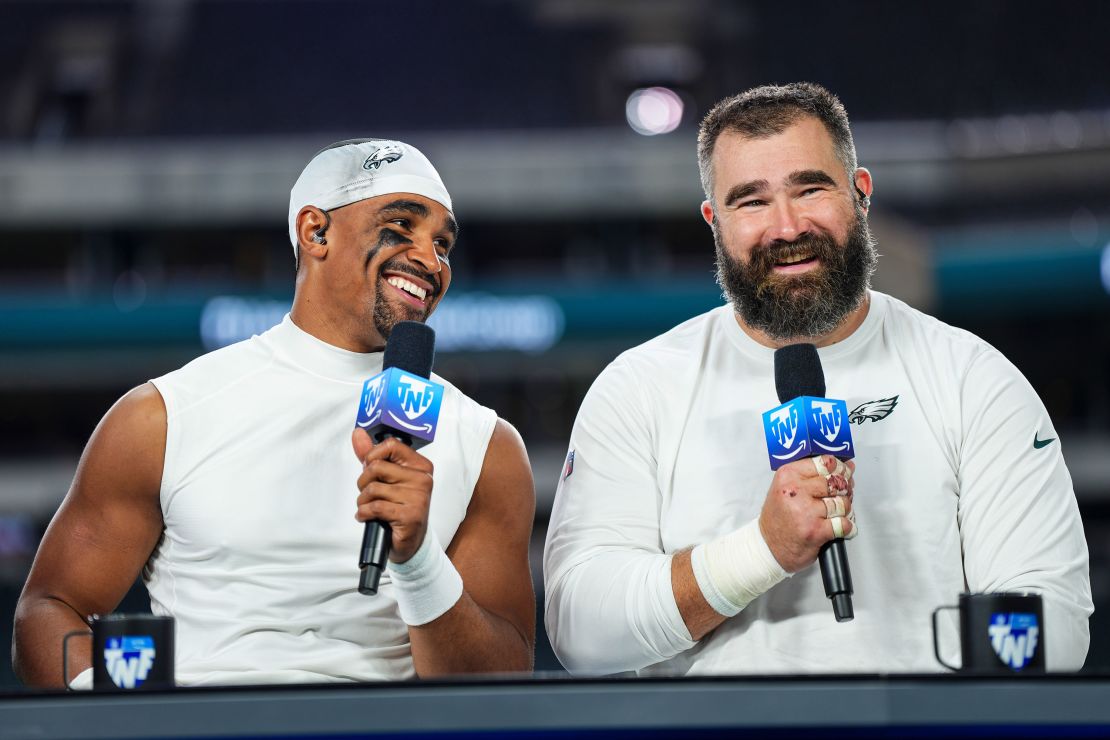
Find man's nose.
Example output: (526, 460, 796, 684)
(407, 237, 442, 275)
(766, 199, 811, 244)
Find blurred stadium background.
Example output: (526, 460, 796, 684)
(0, 0, 1108, 686)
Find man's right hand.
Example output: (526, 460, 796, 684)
(758, 455, 855, 573)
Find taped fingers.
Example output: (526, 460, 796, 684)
(826, 473, 850, 495)
(823, 495, 847, 519)
(829, 510, 859, 540)
(812, 456, 831, 479)
(813, 455, 851, 481)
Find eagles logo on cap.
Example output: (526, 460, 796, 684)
(363, 144, 404, 171)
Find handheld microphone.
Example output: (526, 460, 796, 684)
(353, 321, 443, 595)
(763, 343, 856, 622)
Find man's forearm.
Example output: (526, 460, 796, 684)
(546, 552, 697, 675)
(548, 521, 793, 674)
(13, 595, 91, 688)
(409, 592, 532, 677)
(672, 550, 729, 641)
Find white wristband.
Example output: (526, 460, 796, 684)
(388, 529, 464, 626)
(67, 667, 93, 691)
(690, 519, 789, 617)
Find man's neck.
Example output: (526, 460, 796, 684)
(734, 292, 872, 349)
(290, 300, 385, 354)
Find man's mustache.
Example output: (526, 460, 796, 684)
(750, 233, 839, 271)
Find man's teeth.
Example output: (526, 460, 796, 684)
(777, 253, 814, 265)
(386, 276, 427, 300)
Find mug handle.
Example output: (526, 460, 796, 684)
(61, 630, 91, 690)
(932, 605, 960, 672)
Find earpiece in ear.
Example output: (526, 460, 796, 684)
(854, 186, 870, 208)
(310, 210, 332, 245)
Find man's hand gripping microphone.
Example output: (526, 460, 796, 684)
(763, 343, 856, 622)
(353, 321, 443, 595)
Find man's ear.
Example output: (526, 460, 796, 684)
(700, 200, 716, 228)
(854, 168, 873, 208)
(296, 206, 330, 261)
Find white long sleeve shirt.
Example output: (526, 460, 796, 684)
(544, 292, 1092, 675)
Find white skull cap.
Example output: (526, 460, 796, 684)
(287, 138, 453, 258)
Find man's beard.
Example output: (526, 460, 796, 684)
(714, 208, 877, 341)
(372, 259, 438, 341)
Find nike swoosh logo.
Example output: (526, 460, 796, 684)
(1033, 433, 1056, 449)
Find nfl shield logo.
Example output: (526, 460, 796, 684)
(988, 612, 1040, 670)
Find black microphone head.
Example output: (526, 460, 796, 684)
(774, 343, 825, 402)
(382, 321, 435, 378)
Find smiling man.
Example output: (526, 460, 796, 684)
(14, 139, 536, 687)
(543, 84, 1092, 675)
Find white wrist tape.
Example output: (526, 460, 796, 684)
(388, 529, 464, 626)
(67, 667, 93, 691)
(690, 519, 789, 617)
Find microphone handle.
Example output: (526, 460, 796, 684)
(818, 538, 854, 622)
(358, 430, 414, 595)
(358, 522, 390, 595)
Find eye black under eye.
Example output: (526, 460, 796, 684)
(378, 228, 410, 247)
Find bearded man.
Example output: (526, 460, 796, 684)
(15, 139, 536, 687)
(543, 83, 1092, 675)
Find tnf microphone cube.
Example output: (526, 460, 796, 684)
(762, 396, 854, 470)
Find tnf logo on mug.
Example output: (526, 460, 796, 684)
(104, 635, 157, 689)
(988, 612, 1040, 670)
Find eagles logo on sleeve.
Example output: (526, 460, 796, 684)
(849, 396, 899, 425)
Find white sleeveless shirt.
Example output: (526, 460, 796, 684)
(146, 315, 496, 685)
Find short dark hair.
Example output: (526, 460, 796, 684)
(697, 82, 857, 202)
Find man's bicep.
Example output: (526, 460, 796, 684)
(24, 383, 167, 616)
(956, 351, 1091, 667)
(446, 419, 536, 643)
(547, 362, 663, 572)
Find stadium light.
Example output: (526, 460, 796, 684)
(625, 87, 683, 136)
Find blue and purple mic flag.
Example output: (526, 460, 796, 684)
(762, 396, 854, 470)
(355, 367, 443, 449)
